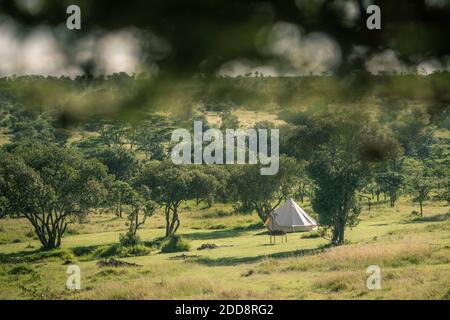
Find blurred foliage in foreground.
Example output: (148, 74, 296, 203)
(0, 72, 449, 127)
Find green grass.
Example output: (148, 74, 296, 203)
(0, 198, 449, 300)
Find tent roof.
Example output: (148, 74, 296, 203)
(270, 199, 317, 227)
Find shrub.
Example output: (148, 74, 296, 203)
(94, 243, 149, 258)
(119, 231, 140, 247)
(94, 244, 121, 258)
(301, 232, 321, 239)
(122, 244, 149, 257)
(32, 249, 75, 262)
(72, 246, 97, 257)
(24, 230, 36, 238)
(161, 235, 191, 253)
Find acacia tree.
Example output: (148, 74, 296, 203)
(110, 180, 136, 218)
(132, 116, 175, 160)
(375, 169, 403, 207)
(134, 161, 194, 237)
(94, 120, 126, 147)
(403, 158, 436, 215)
(0, 144, 109, 250)
(120, 187, 156, 246)
(229, 156, 300, 222)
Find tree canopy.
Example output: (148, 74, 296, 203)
(0, 143, 110, 249)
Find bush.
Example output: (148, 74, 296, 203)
(94, 243, 149, 258)
(72, 246, 97, 257)
(160, 235, 191, 253)
(119, 231, 140, 247)
(120, 244, 149, 257)
(301, 231, 321, 239)
(24, 230, 36, 238)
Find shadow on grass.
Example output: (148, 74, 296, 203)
(403, 213, 449, 224)
(181, 223, 263, 241)
(192, 246, 328, 267)
(0, 248, 73, 264)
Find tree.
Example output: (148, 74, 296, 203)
(304, 115, 399, 245)
(220, 111, 240, 131)
(10, 117, 69, 146)
(202, 165, 231, 203)
(85, 146, 139, 182)
(403, 158, 436, 215)
(228, 156, 300, 222)
(190, 168, 221, 207)
(132, 115, 175, 160)
(308, 153, 364, 245)
(375, 169, 403, 207)
(134, 161, 194, 237)
(0, 143, 109, 250)
(439, 183, 450, 205)
(0, 196, 7, 219)
(94, 120, 126, 147)
(292, 160, 314, 203)
(110, 180, 136, 217)
(120, 187, 156, 246)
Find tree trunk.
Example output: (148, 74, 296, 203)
(255, 208, 267, 223)
(390, 199, 395, 207)
(419, 201, 423, 216)
(165, 204, 181, 237)
(25, 213, 67, 250)
(165, 206, 171, 237)
(332, 223, 345, 245)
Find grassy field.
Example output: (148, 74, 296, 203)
(0, 198, 448, 300)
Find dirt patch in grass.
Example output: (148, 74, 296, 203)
(197, 243, 233, 250)
(97, 258, 141, 267)
(170, 253, 201, 260)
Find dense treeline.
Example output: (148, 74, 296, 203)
(0, 76, 448, 249)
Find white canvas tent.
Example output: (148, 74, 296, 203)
(264, 198, 318, 233)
